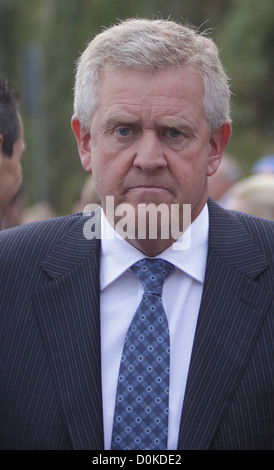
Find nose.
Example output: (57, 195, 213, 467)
(133, 130, 167, 171)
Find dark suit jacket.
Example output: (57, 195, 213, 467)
(0, 199, 273, 450)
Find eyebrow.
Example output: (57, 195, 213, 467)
(103, 113, 141, 129)
(157, 117, 193, 131)
(102, 112, 195, 133)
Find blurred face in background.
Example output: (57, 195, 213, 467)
(0, 113, 25, 217)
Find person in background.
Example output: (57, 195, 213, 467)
(0, 18, 273, 451)
(0, 80, 25, 228)
(208, 152, 242, 205)
(252, 154, 274, 175)
(20, 201, 57, 225)
(1, 187, 25, 229)
(225, 173, 274, 220)
(72, 174, 101, 214)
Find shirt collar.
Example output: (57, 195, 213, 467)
(100, 204, 209, 290)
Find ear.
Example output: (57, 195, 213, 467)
(71, 116, 92, 173)
(207, 121, 232, 177)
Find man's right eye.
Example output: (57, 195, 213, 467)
(117, 127, 131, 136)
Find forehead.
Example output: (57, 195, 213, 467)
(95, 67, 205, 124)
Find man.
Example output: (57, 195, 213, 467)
(0, 80, 25, 227)
(0, 19, 273, 450)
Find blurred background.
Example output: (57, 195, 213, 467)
(1, 0, 273, 217)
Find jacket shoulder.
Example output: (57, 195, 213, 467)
(208, 198, 274, 269)
(0, 213, 90, 266)
(231, 209, 274, 258)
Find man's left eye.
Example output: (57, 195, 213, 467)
(167, 128, 181, 138)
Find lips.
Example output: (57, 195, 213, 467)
(121, 178, 174, 200)
(128, 186, 169, 192)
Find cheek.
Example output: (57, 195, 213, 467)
(91, 156, 119, 200)
(8, 159, 21, 179)
(11, 164, 23, 190)
(93, 142, 129, 185)
(172, 152, 209, 195)
(13, 156, 22, 174)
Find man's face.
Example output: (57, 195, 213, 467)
(73, 67, 231, 251)
(0, 113, 25, 211)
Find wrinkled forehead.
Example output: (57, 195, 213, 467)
(90, 66, 207, 134)
(96, 65, 204, 102)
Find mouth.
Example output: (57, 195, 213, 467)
(124, 186, 172, 206)
(128, 186, 169, 193)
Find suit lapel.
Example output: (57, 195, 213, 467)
(177, 200, 273, 449)
(32, 213, 104, 450)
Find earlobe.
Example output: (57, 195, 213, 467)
(71, 116, 92, 173)
(207, 121, 232, 177)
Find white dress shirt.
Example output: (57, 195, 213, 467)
(100, 204, 209, 450)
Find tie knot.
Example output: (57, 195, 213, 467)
(131, 258, 174, 296)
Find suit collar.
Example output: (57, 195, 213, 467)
(40, 200, 269, 281)
(42, 201, 268, 281)
(40, 210, 101, 279)
(207, 198, 269, 279)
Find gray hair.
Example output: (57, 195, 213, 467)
(73, 18, 231, 133)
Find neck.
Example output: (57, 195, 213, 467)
(103, 201, 196, 256)
(112, 214, 192, 257)
(125, 237, 175, 257)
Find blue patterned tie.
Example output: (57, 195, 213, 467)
(111, 258, 175, 450)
